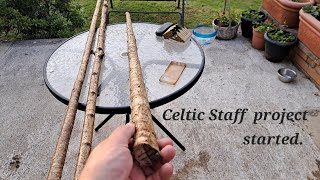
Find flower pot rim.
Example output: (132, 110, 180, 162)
(252, 27, 266, 34)
(264, 30, 298, 46)
(241, 11, 268, 22)
(299, 9, 320, 30)
(252, 26, 272, 33)
(279, 0, 315, 9)
(192, 25, 217, 38)
(213, 18, 239, 28)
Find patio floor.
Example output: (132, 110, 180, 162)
(0, 35, 319, 179)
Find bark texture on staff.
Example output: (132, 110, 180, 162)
(126, 12, 162, 175)
(47, 0, 102, 179)
(73, 1, 108, 179)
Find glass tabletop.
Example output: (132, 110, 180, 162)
(44, 23, 205, 114)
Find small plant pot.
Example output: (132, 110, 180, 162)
(241, 11, 267, 38)
(264, 30, 298, 62)
(212, 19, 240, 40)
(252, 28, 265, 50)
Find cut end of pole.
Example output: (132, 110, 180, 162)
(133, 144, 162, 176)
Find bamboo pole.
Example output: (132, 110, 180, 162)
(126, 12, 162, 176)
(73, 1, 108, 179)
(47, 0, 103, 179)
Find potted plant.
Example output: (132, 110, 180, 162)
(262, 0, 315, 28)
(241, 9, 267, 38)
(212, 0, 240, 40)
(298, 5, 320, 58)
(252, 22, 274, 50)
(264, 29, 298, 62)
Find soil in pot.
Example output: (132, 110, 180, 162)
(252, 28, 265, 50)
(264, 29, 297, 62)
(241, 10, 267, 38)
(213, 18, 240, 40)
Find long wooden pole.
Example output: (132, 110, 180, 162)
(73, 1, 108, 179)
(126, 12, 162, 176)
(47, 0, 103, 179)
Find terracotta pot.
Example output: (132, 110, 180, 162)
(252, 28, 265, 50)
(298, 9, 320, 58)
(262, 0, 315, 27)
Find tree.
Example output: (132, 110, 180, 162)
(0, 0, 84, 39)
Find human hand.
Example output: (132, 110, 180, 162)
(79, 123, 176, 180)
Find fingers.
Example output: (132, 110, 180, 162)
(146, 163, 173, 180)
(130, 161, 145, 180)
(157, 138, 175, 164)
(157, 138, 173, 149)
(131, 138, 175, 179)
(159, 145, 175, 164)
(152, 141, 176, 171)
(158, 163, 173, 180)
(107, 123, 135, 146)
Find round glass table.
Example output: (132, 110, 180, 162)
(44, 23, 205, 114)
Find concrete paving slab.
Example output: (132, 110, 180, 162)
(0, 35, 319, 180)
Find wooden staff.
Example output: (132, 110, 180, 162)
(47, 0, 103, 179)
(73, 1, 108, 179)
(126, 12, 162, 176)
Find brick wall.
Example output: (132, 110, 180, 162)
(261, 7, 320, 89)
(291, 42, 320, 89)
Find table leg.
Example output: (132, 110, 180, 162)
(151, 115, 186, 151)
(95, 114, 115, 132)
(126, 114, 130, 124)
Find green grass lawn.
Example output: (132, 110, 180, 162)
(0, 0, 262, 40)
(77, 0, 262, 30)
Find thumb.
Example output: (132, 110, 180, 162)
(107, 123, 135, 146)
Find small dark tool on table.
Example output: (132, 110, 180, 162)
(156, 22, 174, 36)
(156, 22, 191, 43)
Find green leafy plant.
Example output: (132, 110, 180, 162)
(253, 22, 274, 32)
(0, 0, 84, 39)
(303, 5, 320, 20)
(241, 9, 263, 20)
(214, 0, 240, 27)
(215, 12, 240, 27)
(267, 29, 296, 42)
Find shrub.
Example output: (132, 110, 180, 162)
(0, 0, 84, 39)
